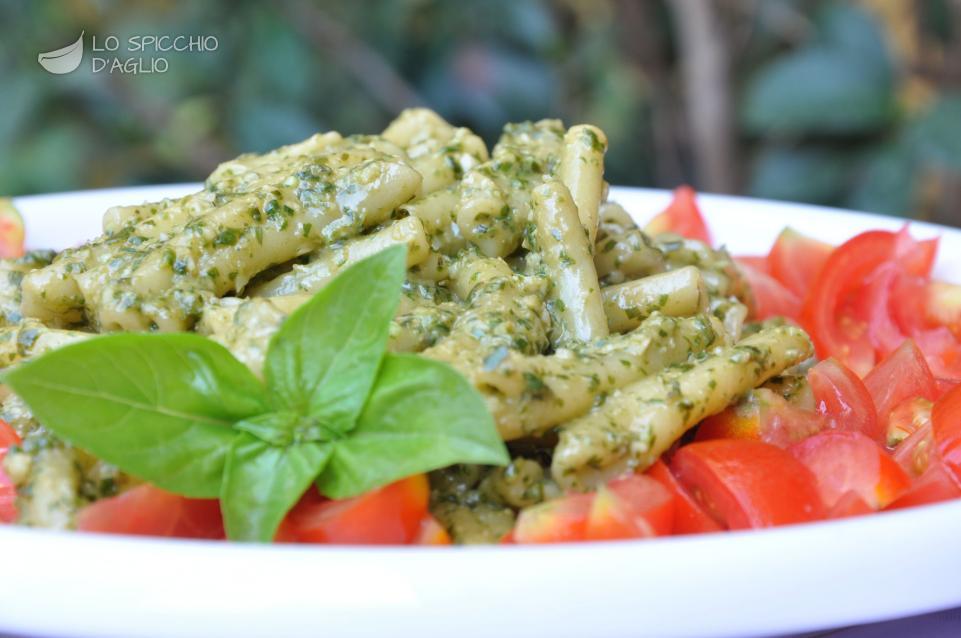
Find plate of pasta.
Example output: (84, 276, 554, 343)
(1, 110, 960, 638)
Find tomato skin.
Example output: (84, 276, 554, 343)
(808, 359, 882, 443)
(737, 260, 801, 321)
(645, 460, 722, 534)
(290, 475, 429, 545)
(863, 340, 937, 435)
(695, 388, 823, 449)
(76, 485, 224, 539)
(931, 383, 961, 483)
(801, 230, 898, 375)
(645, 186, 712, 245)
(789, 431, 910, 510)
(767, 227, 833, 299)
(671, 440, 826, 529)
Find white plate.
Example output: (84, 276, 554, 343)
(2, 185, 960, 638)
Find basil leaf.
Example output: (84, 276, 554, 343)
(3, 333, 267, 498)
(264, 245, 406, 430)
(317, 353, 509, 499)
(221, 432, 332, 542)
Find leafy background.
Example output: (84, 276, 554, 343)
(1, 0, 960, 225)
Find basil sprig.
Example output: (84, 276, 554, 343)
(4, 246, 508, 541)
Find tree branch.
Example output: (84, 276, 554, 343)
(667, 0, 737, 193)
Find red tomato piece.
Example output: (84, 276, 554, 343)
(289, 475, 429, 544)
(827, 491, 874, 519)
(76, 485, 224, 539)
(886, 461, 961, 510)
(863, 340, 937, 434)
(738, 260, 802, 321)
(893, 419, 936, 478)
(857, 262, 909, 357)
(0, 204, 25, 259)
(733, 255, 770, 274)
(886, 397, 934, 449)
(584, 474, 674, 540)
(645, 460, 723, 534)
(789, 431, 910, 510)
(414, 515, 452, 545)
(0, 419, 20, 524)
(924, 281, 961, 338)
(671, 440, 826, 529)
(512, 492, 594, 544)
(932, 384, 961, 483)
(644, 186, 712, 245)
(0, 469, 14, 524)
(801, 230, 899, 375)
(766, 227, 833, 299)
(935, 377, 959, 399)
(0, 419, 19, 450)
(808, 359, 882, 443)
(696, 388, 823, 449)
(893, 226, 938, 278)
(913, 328, 961, 381)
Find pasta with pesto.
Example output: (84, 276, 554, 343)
(0, 109, 814, 543)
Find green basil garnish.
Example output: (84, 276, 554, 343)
(4, 245, 508, 542)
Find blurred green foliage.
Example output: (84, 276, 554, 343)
(1, 0, 960, 224)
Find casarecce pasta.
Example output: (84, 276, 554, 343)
(0, 109, 813, 542)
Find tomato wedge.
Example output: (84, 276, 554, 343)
(886, 397, 934, 448)
(289, 475, 429, 544)
(695, 388, 823, 449)
(863, 340, 937, 433)
(808, 358, 882, 443)
(644, 186, 712, 245)
(789, 431, 910, 509)
(670, 440, 825, 529)
(932, 383, 961, 483)
(737, 260, 801, 321)
(76, 485, 224, 539)
(801, 230, 898, 375)
(924, 281, 961, 338)
(414, 515, 452, 545)
(1, 420, 22, 524)
(766, 227, 833, 299)
(584, 475, 674, 540)
(733, 255, 769, 273)
(886, 461, 961, 510)
(827, 491, 874, 519)
(645, 460, 722, 534)
(0, 200, 25, 259)
(512, 492, 594, 543)
(893, 419, 936, 478)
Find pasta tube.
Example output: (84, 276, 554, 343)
(475, 313, 723, 440)
(532, 181, 608, 343)
(551, 325, 813, 491)
(250, 216, 431, 297)
(0, 320, 91, 369)
(558, 124, 607, 245)
(602, 266, 708, 333)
